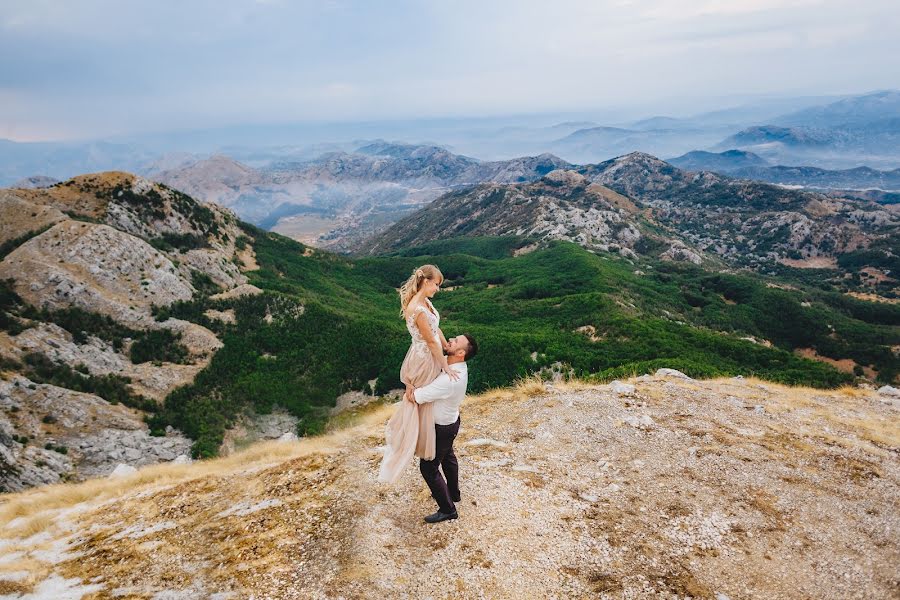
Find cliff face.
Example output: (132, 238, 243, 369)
(1, 373, 896, 599)
(0, 173, 258, 491)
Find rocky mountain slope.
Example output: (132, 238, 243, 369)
(359, 169, 656, 260)
(578, 153, 898, 279)
(361, 152, 898, 294)
(0, 173, 258, 491)
(0, 373, 896, 598)
(151, 145, 571, 251)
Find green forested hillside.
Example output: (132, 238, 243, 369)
(149, 228, 900, 457)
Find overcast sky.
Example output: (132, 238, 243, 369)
(2, 0, 898, 141)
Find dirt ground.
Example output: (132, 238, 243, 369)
(1, 374, 898, 599)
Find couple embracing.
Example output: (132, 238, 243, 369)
(377, 264, 478, 524)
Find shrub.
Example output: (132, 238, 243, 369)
(130, 329, 190, 364)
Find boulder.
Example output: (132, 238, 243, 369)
(108, 463, 137, 478)
(877, 385, 900, 398)
(655, 368, 693, 380)
(609, 380, 636, 395)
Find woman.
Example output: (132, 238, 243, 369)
(377, 264, 459, 484)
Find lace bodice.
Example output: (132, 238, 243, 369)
(405, 299, 440, 346)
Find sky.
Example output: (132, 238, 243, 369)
(1, 0, 899, 141)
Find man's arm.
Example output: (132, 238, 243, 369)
(413, 372, 452, 405)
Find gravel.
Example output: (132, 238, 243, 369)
(3, 376, 897, 599)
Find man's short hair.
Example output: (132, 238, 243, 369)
(461, 333, 478, 361)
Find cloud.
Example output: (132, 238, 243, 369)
(0, 0, 897, 140)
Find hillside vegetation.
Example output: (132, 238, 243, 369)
(151, 230, 899, 457)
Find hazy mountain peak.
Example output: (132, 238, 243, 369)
(11, 175, 59, 189)
(773, 89, 900, 127)
(668, 149, 769, 173)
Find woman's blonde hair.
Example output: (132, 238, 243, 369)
(399, 264, 443, 317)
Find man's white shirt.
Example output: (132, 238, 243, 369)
(413, 362, 468, 425)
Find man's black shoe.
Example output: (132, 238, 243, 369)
(451, 492, 461, 503)
(424, 510, 458, 524)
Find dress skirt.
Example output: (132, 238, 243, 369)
(377, 342, 441, 483)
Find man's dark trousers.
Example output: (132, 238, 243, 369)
(419, 416, 461, 514)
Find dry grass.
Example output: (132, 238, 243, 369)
(512, 374, 547, 397)
(0, 405, 396, 533)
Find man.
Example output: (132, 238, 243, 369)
(406, 333, 478, 524)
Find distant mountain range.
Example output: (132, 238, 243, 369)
(707, 91, 900, 169)
(5, 90, 900, 253)
(669, 150, 900, 192)
(548, 124, 733, 166)
(554, 91, 900, 169)
(5, 90, 898, 188)
(772, 90, 900, 128)
(150, 144, 572, 250)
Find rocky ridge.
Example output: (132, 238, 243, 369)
(0, 374, 896, 598)
(360, 169, 656, 258)
(579, 153, 898, 275)
(0, 173, 256, 491)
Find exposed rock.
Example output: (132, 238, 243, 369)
(0, 375, 192, 491)
(330, 390, 378, 416)
(108, 464, 137, 478)
(209, 283, 263, 301)
(0, 220, 193, 326)
(661, 240, 703, 265)
(608, 380, 636, 395)
(159, 319, 223, 359)
(623, 414, 655, 429)
(655, 368, 693, 380)
(203, 308, 236, 324)
(464, 438, 508, 448)
(877, 385, 900, 398)
(359, 174, 649, 256)
(218, 409, 301, 456)
(543, 169, 587, 186)
(2, 321, 204, 401)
